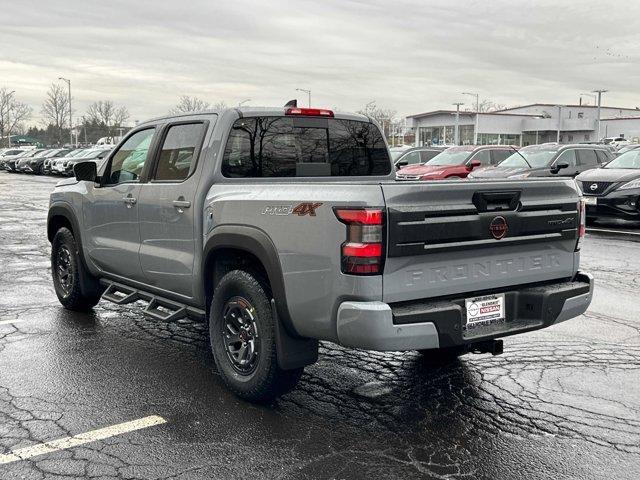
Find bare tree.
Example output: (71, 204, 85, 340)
(86, 100, 130, 135)
(357, 101, 397, 138)
(0, 88, 33, 146)
(464, 99, 506, 113)
(41, 83, 70, 144)
(169, 96, 211, 114)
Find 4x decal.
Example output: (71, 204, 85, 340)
(261, 202, 323, 217)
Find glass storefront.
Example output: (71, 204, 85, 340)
(417, 127, 521, 146)
(417, 125, 475, 146)
(477, 133, 522, 145)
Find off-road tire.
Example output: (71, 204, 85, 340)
(209, 269, 303, 402)
(51, 227, 102, 311)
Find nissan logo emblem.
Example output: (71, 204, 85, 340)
(489, 216, 508, 240)
(590, 183, 599, 191)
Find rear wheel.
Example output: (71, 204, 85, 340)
(51, 227, 102, 311)
(209, 270, 303, 402)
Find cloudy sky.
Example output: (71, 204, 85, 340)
(1, 0, 639, 125)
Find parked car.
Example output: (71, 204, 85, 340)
(48, 106, 592, 402)
(393, 146, 446, 170)
(18, 148, 72, 174)
(388, 145, 413, 161)
(396, 145, 514, 180)
(601, 137, 631, 150)
(43, 148, 88, 174)
(576, 149, 640, 222)
(470, 143, 613, 179)
(614, 144, 640, 156)
(3, 149, 46, 172)
(51, 147, 111, 176)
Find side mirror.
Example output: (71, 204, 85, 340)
(74, 161, 97, 182)
(550, 161, 569, 174)
(467, 159, 482, 170)
(395, 160, 409, 169)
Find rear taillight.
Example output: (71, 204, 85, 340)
(285, 107, 334, 117)
(335, 208, 384, 275)
(576, 198, 586, 251)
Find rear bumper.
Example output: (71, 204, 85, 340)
(336, 272, 593, 351)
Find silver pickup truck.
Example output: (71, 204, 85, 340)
(47, 106, 593, 401)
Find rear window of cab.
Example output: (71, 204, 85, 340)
(221, 116, 391, 178)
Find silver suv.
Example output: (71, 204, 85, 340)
(48, 106, 593, 401)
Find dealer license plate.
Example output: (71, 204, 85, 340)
(464, 294, 506, 333)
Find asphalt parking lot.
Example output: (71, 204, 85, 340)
(0, 173, 639, 480)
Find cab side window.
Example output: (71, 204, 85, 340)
(577, 149, 599, 167)
(104, 128, 155, 185)
(555, 149, 577, 167)
(154, 123, 205, 181)
(491, 150, 511, 165)
(400, 151, 421, 165)
(470, 150, 492, 165)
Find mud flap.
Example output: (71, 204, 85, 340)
(271, 299, 319, 370)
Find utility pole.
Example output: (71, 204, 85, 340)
(296, 88, 311, 107)
(6, 90, 15, 147)
(58, 77, 73, 146)
(452, 102, 464, 145)
(462, 92, 479, 144)
(592, 89, 608, 141)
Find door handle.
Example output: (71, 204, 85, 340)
(173, 200, 191, 209)
(123, 195, 137, 207)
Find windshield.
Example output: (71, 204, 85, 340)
(604, 150, 640, 169)
(425, 148, 473, 166)
(617, 145, 638, 155)
(498, 146, 557, 168)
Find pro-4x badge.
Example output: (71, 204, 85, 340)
(292, 202, 323, 216)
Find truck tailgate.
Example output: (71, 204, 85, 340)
(381, 179, 580, 304)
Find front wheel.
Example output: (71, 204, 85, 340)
(51, 227, 102, 311)
(209, 270, 303, 402)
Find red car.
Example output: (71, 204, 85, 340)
(395, 145, 516, 180)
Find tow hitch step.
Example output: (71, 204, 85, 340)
(100, 280, 205, 322)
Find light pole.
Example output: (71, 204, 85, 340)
(238, 98, 251, 107)
(296, 88, 311, 107)
(592, 89, 608, 141)
(452, 102, 464, 145)
(5, 90, 15, 147)
(58, 77, 73, 146)
(462, 92, 479, 144)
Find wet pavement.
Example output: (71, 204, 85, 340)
(0, 172, 639, 480)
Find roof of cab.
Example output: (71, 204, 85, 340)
(142, 107, 370, 125)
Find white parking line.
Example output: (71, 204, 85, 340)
(0, 415, 166, 465)
(0, 319, 25, 326)
(587, 228, 640, 236)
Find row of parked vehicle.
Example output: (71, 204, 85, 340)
(392, 142, 640, 222)
(0, 146, 112, 176)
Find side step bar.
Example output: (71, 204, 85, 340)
(100, 280, 205, 322)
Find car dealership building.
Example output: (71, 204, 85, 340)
(407, 103, 640, 146)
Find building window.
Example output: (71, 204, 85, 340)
(477, 133, 521, 146)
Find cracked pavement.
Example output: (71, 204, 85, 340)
(0, 173, 639, 479)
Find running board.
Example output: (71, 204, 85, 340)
(100, 280, 205, 322)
